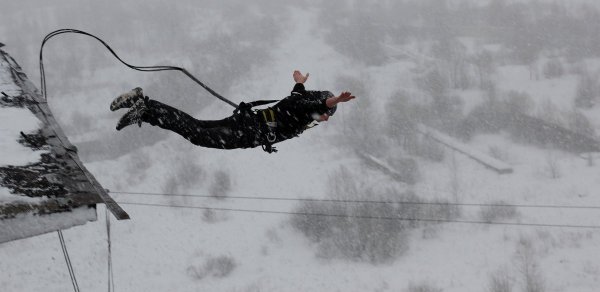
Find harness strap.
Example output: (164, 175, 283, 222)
(261, 108, 275, 124)
(247, 99, 279, 108)
(233, 100, 280, 154)
(260, 108, 278, 153)
(233, 100, 278, 114)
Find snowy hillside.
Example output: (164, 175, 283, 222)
(2, 1, 600, 292)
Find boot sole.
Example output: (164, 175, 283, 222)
(116, 100, 146, 130)
(110, 87, 143, 111)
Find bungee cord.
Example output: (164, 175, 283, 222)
(39, 29, 237, 107)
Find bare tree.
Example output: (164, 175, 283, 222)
(210, 170, 232, 199)
(542, 58, 564, 79)
(543, 150, 562, 180)
(487, 268, 514, 292)
(515, 238, 546, 292)
(575, 70, 600, 108)
(472, 50, 495, 89)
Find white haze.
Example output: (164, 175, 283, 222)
(1, 0, 600, 291)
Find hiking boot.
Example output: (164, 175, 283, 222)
(110, 87, 144, 111)
(116, 99, 147, 130)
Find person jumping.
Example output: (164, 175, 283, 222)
(110, 70, 356, 153)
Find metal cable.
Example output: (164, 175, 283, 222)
(116, 201, 600, 230)
(110, 190, 600, 210)
(58, 230, 80, 292)
(105, 208, 115, 292)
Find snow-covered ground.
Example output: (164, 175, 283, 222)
(2, 4, 600, 292)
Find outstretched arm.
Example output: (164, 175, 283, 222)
(291, 70, 356, 113)
(326, 91, 356, 108)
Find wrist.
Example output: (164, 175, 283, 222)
(326, 96, 338, 108)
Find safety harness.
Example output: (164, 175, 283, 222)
(260, 108, 278, 153)
(233, 100, 280, 153)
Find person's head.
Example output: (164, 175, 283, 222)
(308, 90, 336, 122)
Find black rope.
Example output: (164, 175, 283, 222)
(110, 190, 600, 210)
(105, 208, 115, 292)
(39, 28, 237, 108)
(58, 230, 80, 292)
(116, 201, 600, 230)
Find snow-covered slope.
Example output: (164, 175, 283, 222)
(1, 5, 600, 292)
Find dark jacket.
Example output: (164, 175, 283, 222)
(141, 83, 330, 152)
(261, 83, 331, 143)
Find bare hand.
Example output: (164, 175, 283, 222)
(293, 70, 309, 84)
(326, 91, 356, 108)
(336, 91, 355, 103)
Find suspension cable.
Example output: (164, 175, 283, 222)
(110, 190, 600, 210)
(39, 28, 237, 107)
(116, 201, 600, 230)
(58, 230, 80, 292)
(105, 208, 115, 292)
